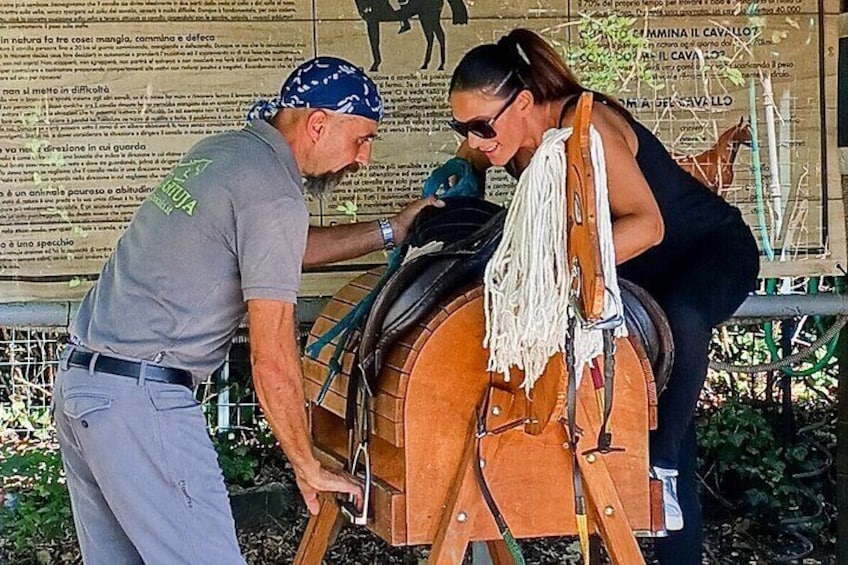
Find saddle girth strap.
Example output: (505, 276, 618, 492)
(473, 391, 526, 564)
(564, 316, 590, 564)
(598, 329, 616, 452)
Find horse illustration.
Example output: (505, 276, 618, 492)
(354, 0, 468, 72)
(674, 117, 752, 194)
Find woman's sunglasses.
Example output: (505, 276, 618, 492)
(448, 88, 522, 140)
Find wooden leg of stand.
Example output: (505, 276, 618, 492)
(575, 396, 645, 565)
(486, 539, 515, 565)
(431, 387, 518, 565)
(294, 494, 343, 565)
(428, 417, 478, 565)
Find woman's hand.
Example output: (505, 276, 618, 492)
(422, 158, 480, 198)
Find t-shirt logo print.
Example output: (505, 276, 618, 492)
(147, 159, 211, 217)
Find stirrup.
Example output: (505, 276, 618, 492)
(340, 442, 371, 526)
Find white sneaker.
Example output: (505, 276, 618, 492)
(651, 466, 684, 531)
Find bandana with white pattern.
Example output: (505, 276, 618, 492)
(247, 56, 384, 123)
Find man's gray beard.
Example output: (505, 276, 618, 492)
(303, 167, 351, 197)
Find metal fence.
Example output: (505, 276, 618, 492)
(0, 327, 262, 437)
(0, 328, 60, 438)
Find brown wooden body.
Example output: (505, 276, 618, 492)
(303, 271, 660, 546)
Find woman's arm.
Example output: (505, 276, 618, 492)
(590, 106, 664, 264)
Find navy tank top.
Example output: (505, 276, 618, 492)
(543, 93, 752, 283)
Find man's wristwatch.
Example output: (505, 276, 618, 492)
(377, 218, 396, 251)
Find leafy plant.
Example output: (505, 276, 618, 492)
(0, 395, 53, 442)
(336, 200, 359, 223)
(698, 399, 809, 515)
(213, 433, 259, 487)
(0, 445, 74, 551)
(558, 13, 661, 95)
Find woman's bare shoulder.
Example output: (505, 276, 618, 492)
(587, 101, 638, 155)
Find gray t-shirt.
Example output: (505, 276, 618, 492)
(71, 120, 308, 382)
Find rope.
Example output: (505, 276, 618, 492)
(708, 315, 846, 374)
(483, 126, 626, 391)
(483, 127, 572, 388)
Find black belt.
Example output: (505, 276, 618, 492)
(66, 349, 193, 389)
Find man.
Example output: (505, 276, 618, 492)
(53, 56, 438, 564)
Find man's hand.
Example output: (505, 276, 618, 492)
(294, 463, 364, 515)
(248, 299, 365, 517)
(388, 195, 444, 246)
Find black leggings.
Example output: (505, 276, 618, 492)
(620, 222, 759, 564)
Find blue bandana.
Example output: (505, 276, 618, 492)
(247, 57, 384, 124)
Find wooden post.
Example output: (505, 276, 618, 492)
(427, 416, 486, 565)
(293, 494, 343, 565)
(574, 395, 645, 565)
(430, 387, 516, 565)
(484, 540, 516, 565)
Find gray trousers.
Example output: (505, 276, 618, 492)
(53, 350, 245, 565)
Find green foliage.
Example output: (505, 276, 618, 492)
(336, 200, 359, 223)
(213, 433, 259, 487)
(698, 400, 812, 516)
(563, 13, 661, 94)
(0, 395, 53, 442)
(0, 445, 74, 551)
(553, 11, 759, 107)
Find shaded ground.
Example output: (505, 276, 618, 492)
(5, 455, 833, 565)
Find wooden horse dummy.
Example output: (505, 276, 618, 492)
(295, 92, 671, 564)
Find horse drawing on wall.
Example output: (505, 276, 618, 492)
(674, 117, 752, 195)
(354, 0, 468, 72)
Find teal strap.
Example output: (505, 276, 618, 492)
(307, 249, 404, 405)
(422, 157, 481, 199)
(306, 250, 403, 358)
(502, 530, 526, 564)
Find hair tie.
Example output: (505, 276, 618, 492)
(515, 43, 530, 65)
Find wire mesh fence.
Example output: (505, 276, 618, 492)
(0, 327, 262, 438)
(0, 328, 60, 439)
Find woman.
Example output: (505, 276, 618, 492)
(439, 28, 759, 563)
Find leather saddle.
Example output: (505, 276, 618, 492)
(356, 197, 674, 395)
(619, 279, 674, 395)
(358, 197, 505, 387)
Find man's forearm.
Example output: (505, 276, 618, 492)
(252, 357, 319, 478)
(303, 197, 439, 268)
(303, 220, 386, 268)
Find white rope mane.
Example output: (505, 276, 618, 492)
(483, 126, 627, 391)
